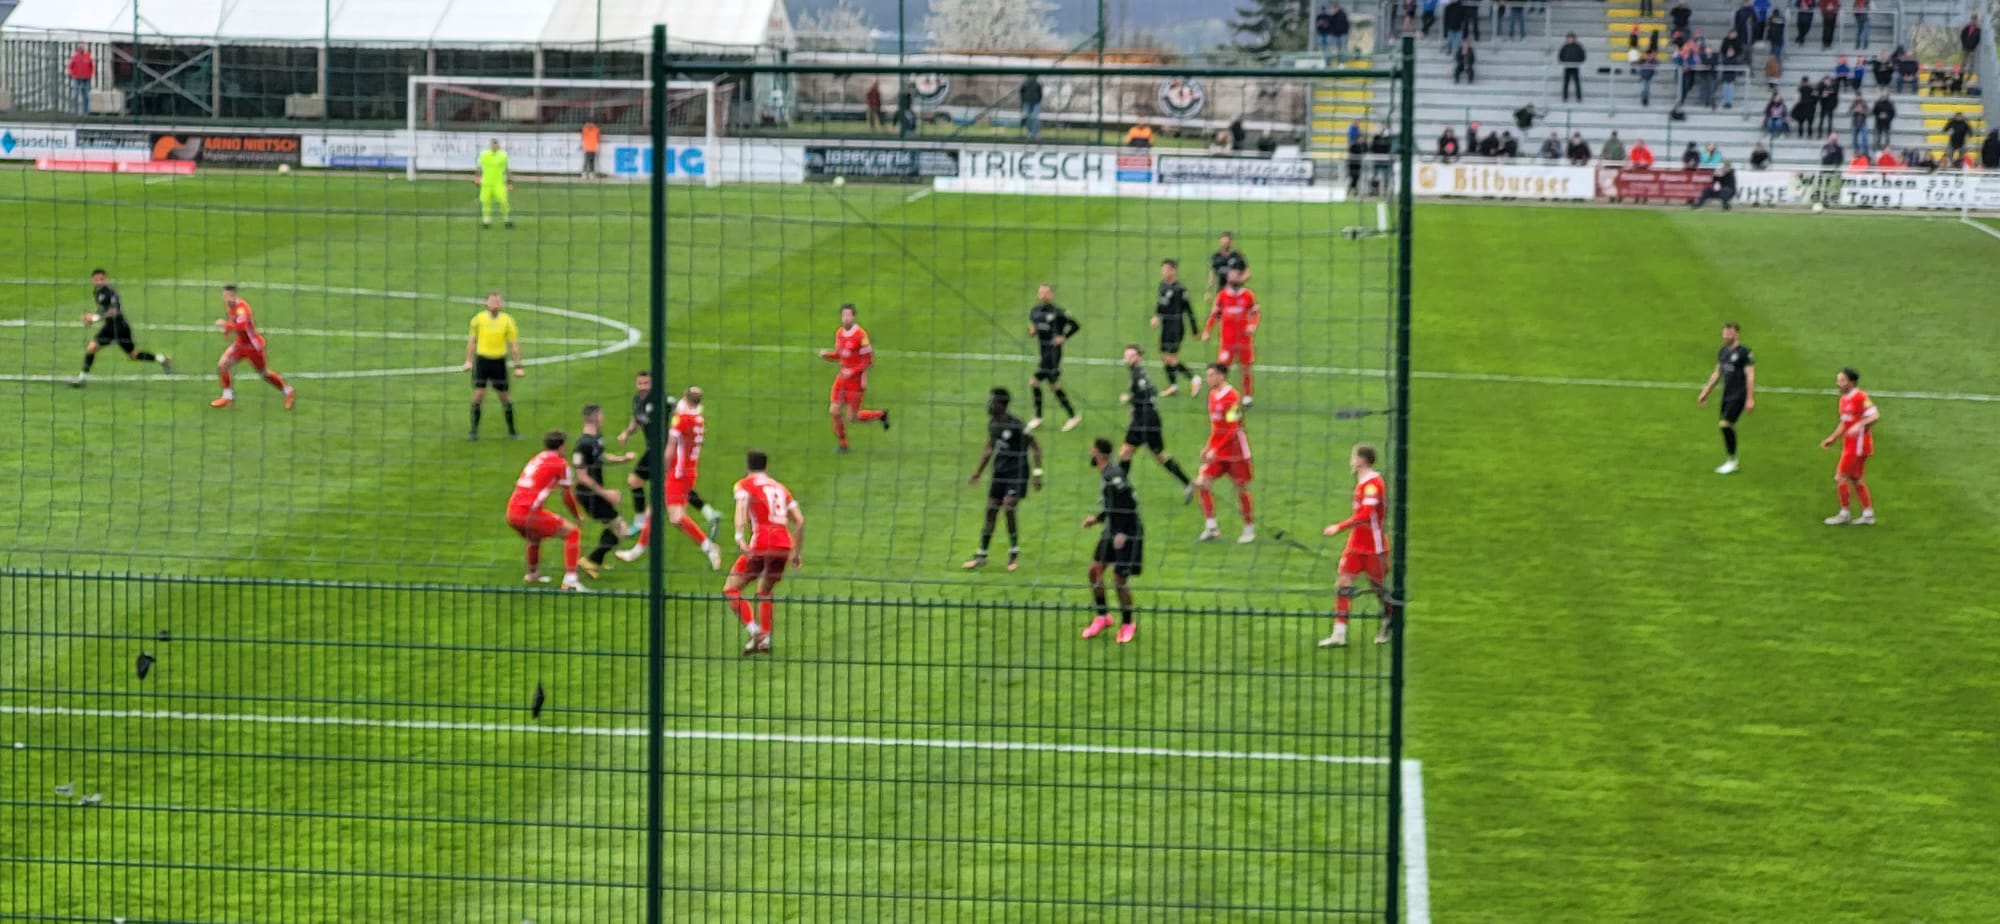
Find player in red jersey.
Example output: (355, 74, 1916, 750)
(617, 386, 722, 568)
(1321, 444, 1395, 648)
(1820, 366, 1880, 525)
(723, 450, 804, 656)
(819, 303, 890, 453)
(1201, 268, 1261, 403)
(1193, 363, 1255, 544)
(505, 430, 587, 591)
(210, 285, 294, 409)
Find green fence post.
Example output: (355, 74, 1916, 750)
(1384, 31, 1417, 924)
(645, 23, 670, 924)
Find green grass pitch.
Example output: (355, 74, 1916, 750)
(2, 169, 1999, 922)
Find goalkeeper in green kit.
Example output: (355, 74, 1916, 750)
(475, 138, 513, 229)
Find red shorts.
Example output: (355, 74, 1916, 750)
(1338, 550, 1386, 583)
(664, 476, 695, 506)
(507, 508, 566, 542)
(1218, 339, 1255, 366)
(1837, 452, 1868, 481)
(830, 372, 867, 408)
(731, 547, 791, 580)
(1200, 458, 1253, 483)
(221, 342, 268, 372)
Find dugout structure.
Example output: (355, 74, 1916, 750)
(0, 29, 1419, 924)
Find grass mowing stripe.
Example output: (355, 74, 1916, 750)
(2, 704, 1392, 765)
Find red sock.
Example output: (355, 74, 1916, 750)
(723, 587, 753, 625)
(1197, 487, 1216, 518)
(1855, 484, 1872, 509)
(832, 415, 848, 448)
(677, 516, 708, 546)
(1237, 489, 1254, 524)
(563, 530, 581, 571)
(1242, 367, 1254, 397)
(1334, 592, 1351, 624)
(1837, 482, 1852, 507)
(525, 543, 541, 572)
(219, 370, 233, 389)
(636, 520, 651, 547)
(756, 593, 774, 635)
(264, 371, 289, 392)
(856, 409, 884, 422)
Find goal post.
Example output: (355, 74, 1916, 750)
(403, 75, 723, 184)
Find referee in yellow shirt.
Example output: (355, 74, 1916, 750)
(463, 290, 525, 440)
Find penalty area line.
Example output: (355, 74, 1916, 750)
(1, 704, 1391, 766)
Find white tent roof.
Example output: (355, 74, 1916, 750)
(1, 0, 791, 49)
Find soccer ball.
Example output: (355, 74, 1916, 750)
(277, 164, 291, 174)
(832, 176, 846, 187)
(1811, 202, 1824, 213)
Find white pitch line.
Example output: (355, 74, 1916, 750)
(1402, 758, 1432, 924)
(1960, 214, 2000, 243)
(1, 704, 1390, 766)
(675, 340, 2000, 405)
(905, 189, 932, 204)
(0, 319, 610, 346)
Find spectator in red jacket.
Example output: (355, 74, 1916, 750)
(1629, 139, 1656, 167)
(66, 46, 94, 115)
(1875, 147, 1901, 168)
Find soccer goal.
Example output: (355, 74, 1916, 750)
(403, 75, 724, 184)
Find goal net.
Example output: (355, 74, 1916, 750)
(403, 76, 725, 182)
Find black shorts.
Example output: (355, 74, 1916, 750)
(1034, 348, 1064, 383)
(633, 449, 655, 481)
(92, 317, 134, 352)
(989, 476, 1029, 503)
(582, 492, 621, 523)
(473, 356, 511, 390)
(1719, 395, 1746, 424)
(1093, 530, 1144, 577)
(1124, 410, 1164, 454)
(1159, 325, 1186, 355)
(583, 151, 599, 172)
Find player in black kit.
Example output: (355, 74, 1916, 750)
(71, 269, 172, 386)
(617, 370, 721, 537)
(1697, 322, 1757, 475)
(1118, 345, 1192, 490)
(1027, 285, 1082, 432)
(572, 404, 633, 578)
(1206, 232, 1250, 300)
(1151, 259, 1199, 397)
(1081, 437, 1144, 643)
(965, 387, 1043, 572)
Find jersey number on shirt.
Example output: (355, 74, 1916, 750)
(761, 487, 789, 525)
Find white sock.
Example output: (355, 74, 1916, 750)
(1204, 518, 1218, 529)
(702, 504, 721, 519)
(221, 388, 234, 399)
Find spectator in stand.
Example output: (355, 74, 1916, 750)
(1603, 131, 1628, 161)
(1639, 50, 1660, 106)
(1820, 0, 1839, 50)
(1229, 118, 1248, 149)
(1820, 134, 1845, 164)
(1316, 4, 1337, 52)
(1478, 130, 1502, 156)
(1567, 132, 1593, 165)
(1982, 129, 2000, 169)
(1753, 0, 1773, 41)
(1672, 0, 1694, 44)
(1422, 0, 1439, 36)
(1751, 140, 1773, 168)
(1849, 98, 1870, 151)
(1766, 46, 1786, 82)
(1701, 142, 1724, 166)
(1443, 0, 1467, 54)
(896, 91, 918, 138)
(1559, 33, 1587, 101)
(1871, 90, 1895, 148)
(1468, 0, 1484, 42)
(1793, 79, 1819, 138)
(1682, 142, 1702, 168)
(1765, 93, 1790, 136)
(1500, 131, 1520, 157)
(1125, 123, 1155, 147)
(1020, 75, 1044, 140)
(1677, 42, 1699, 105)
(1210, 130, 1233, 153)
(1894, 48, 1919, 93)
(1816, 76, 1840, 135)
(1437, 127, 1461, 161)
(1848, 150, 1872, 168)
(1852, 0, 1870, 50)
(1348, 131, 1368, 194)
(1946, 112, 1973, 162)
(1795, 0, 1815, 44)
(1700, 41, 1722, 108)
(1641, 0, 1656, 19)
(1629, 25, 1643, 59)
(1928, 64, 1955, 95)
(1733, 1, 1759, 54)
(1540, 132, 1563, 159)
(1630, 138, 1656, 167)
(1690, 162, 1738, 209)
(1906, 145, 1936, 171)
(1835, 56, 1853, 87)
(1870, 52, 1892, 88)
(1875, 146, 1901, 168)
(1848, 58, 1865, 90)
(1721, 35, 1745, 108)
(1330, 4, 1353, 59)
(1455, 40, 1478, 83)
(66, 45, 94, 115)
(1507, 0, 1528, 40)
(1961, 16, 1983, 69)
(865, 80, 885, 133)
(1767, 10, 1788, 62)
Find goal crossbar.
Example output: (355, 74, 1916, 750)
(404, 75, 722, 184)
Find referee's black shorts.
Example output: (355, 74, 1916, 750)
(1719, 395, 1746, 425)
(473, 356, 511, 391)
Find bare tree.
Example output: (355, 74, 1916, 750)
(797, 0, 877, 52)
(924, 0, 1061, 51)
